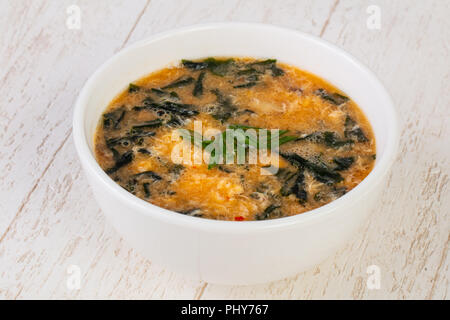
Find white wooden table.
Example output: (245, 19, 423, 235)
(0, 0, 448, 299)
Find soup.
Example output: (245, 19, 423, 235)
(94, 57, 376, 221)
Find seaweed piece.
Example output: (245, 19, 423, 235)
(133, 171, 162, 198)
(124, 178, 137, 194)
(233, 72, 260, 89)
(227, 124, 260, 130)
(167, 114, 184, 127)
(143, 99, 199, 117)
(193, 71, 205, 97)
(249, 58, 275, 67)
(178, 208, 203, 217)
(169, 91, 180, 100)
(132, 105, 146, 112)
(314, 186, 346, 202)
(106, 136, 132, 148)
(250, 192, 262, 200)
(309, 162, 343, 185)
(151, 88, 166, 96)
(133, 170, 162, 180)
(237, 109, 256, 115)
(181, 59, 208, 70)
(256, 183, 270, 193)
(110, 147, 120, 160)
(333, 157, 354, 171)
(137, 148, 151, 155)
(143, 182, 151, 198)
(169, 164, 184, 180)
(171, 164, 184, 174)
(106, 131, 156, 148)
(106, 150, 134, 174)
(281, 153, 343, 185)
(297, 131, 353, 149)
(315, 88, 349, 105)
(210, 89, 237, 122)
(255, 204, 281, 220)
(233, 82, 258, 89)
(161, 76, 194, 89)
(344, 116, 368, 142)
(128, 83, 140, 93)
(289, 87, 303, 95)
(323, 131, 353, 148)
(204, 58, 235, 76)
(237, 68, 259, 76)
(271, 65, 285, 76)
(292, 170, 307, 204)
(276, 168, 298, 196)
(142, 96, 154, 104)
(131, 119, 163, 132)
(183, 58, 283, 79)
(183, 58, 235, 76)
(149, 89, 180, 103)
(249, 59, 284, 76)
(217, 165, 233, 173)
(132, 96, 155, 111)
(347, 127, 367, 142)
(103, 106, 126, 130)
(277, 168, 307, 203)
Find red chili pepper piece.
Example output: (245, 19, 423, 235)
(234, 216, 245, 221)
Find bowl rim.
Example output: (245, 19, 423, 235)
(73, 22, 399, 233)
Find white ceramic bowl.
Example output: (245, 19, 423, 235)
(73, 23, 398, 285)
